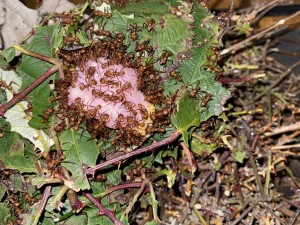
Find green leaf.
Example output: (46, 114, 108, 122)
(0, 131, 36, 173)
(0, 55, 9, 68)
(59, 214, 87, 225)
(1, 69, 54, 152)
(18, 24, 61, 128)
(147, 13, 193, 58)
(191, 136, 217, 156)
(145, 221, 159, 225)
(171, 91, 200, 144)
(2, 47, 16, 62)
(179, 48, 231, 121)
(155, 169, 176, 188)
(60, 129, 99, 190)
(0, 203, 10, 223)
(107, 170, 122, 186)
(0, 182, 7, 201)
(192, 4, 220, 46)
(119, 0, 171, 16)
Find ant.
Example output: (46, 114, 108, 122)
(128, 22, 139, 41)
(143, 18, 155, 32)
(116, 82, 132, 94)
(201, 93, 212, 107)
(137, 104, 149, 120)
(190, 83, 201, 98)
(63, 36, 80, 46)
(169, 70, 182, 82)
(159, 50, 172, 66)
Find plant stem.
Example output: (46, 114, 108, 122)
(254, 60, 300, 100)
(83, 192, 123, 225)
(86, 130, 181, 175)
(96, 182, 142, 198)
(121, 180, 147, 221)
(0, 64, 60, 117)
(220, 11, 300, 56)
(33, 185, 52, 225)
(249, 135, 266, 198)
(264, 151, 272, 195)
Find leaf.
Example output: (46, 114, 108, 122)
(171, 91, 200, 144)
(2, 46, 16, 62)
(145, 221, 159, 225)
(0, 129, 36, 173)
(18, 24, 62, 128)
(179, 48, 231, 121)
(60, 129, 99, 190)
(155, 169, 176, 188)
(148, 13, 193, 58)
(192, 4, 220, 46)
(119, 0, 171, 16)
(0, 182, 7, 201)
(59, 215, 87, 225)
(191, 136, 217, 156)
(0, 203, 10, 223)
(0, 55, 9, 68)
(107, 170, 122, 186)
(19, 201, 40, 225)
(0, 69, 54, 152)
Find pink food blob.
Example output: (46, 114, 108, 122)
(68, 57, 153, 129)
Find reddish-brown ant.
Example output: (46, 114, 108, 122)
(137, 104, 149, 120)
(201, 93, 212, 107)
(129, 22, 139, 41)
(116, 82, 132, 94)
(190, 83, 201, 98)
(159, 50, 172, 65)
(64, 36, 80, 46)
(144, 18, 155, 32)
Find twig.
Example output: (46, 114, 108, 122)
(264, 151, 272, 195)
(255, 60, 300, 100)
(220, 11, 300, 56)
(121, 180, 147, 221)
(271, 144, 300, 150)
(33, 185, 52, 225)
(230, 200, 258, 225)
(179, 142, 197, 173)
(83, 192, 123, 225)
(265, 121, 300, 137)
(86, 131, 181, 175)
(282, 198, 300, 210)
(233, 163, 245, 205)
(289, 210, 300, 225)
(193, 206, 207, 225)
(96, 182, 142, 198)
(248, 135, 266, 198)
(219, 72, 265, 85)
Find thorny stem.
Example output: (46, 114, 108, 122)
(33, 185, 52, 225)
(96, 182, 142, 198)
(220, 11, 300, 56)
(86, 131, 181, 175)
(0, 64, 60, 117)
(83, 192, 123, 225)
(0, 45, 63, 117)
